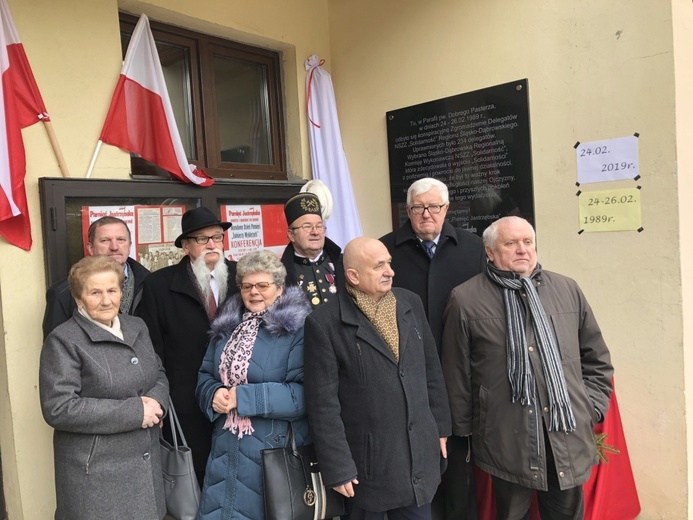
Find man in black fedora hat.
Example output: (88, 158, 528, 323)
(138, 206, 238, 485)
(280, 192, 344, 308)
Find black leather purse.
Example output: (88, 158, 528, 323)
(261, 422, 345, 520)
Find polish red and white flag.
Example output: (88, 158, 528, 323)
(0, 0, 49, 250)
(100, 14, 213, 186)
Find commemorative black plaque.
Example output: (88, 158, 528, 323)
(386, 79, 534, 236)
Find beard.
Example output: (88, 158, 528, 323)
(191, 249, 229, 305)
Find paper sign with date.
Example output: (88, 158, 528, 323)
(578, 188, 641, 232)
(576, 136, 639, 184)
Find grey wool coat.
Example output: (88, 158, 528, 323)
(39, 312, 169, 520)
(304, 288, 452, 512)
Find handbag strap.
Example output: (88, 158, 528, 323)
(284, 421, 313, 490)
(167, 400, 190, 449)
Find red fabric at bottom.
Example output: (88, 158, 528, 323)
(473, 382, 639, 520)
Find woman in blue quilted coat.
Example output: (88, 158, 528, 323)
(195, 250, 312, 520)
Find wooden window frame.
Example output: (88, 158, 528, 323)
(119, 13, 287, 181)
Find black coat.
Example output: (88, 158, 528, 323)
(136, 256, 238, 480)
(42, 258, 150, 340)
(380, 221, 486, 351)
(280, 236, 345, 289)
(304, 288, 451, 512)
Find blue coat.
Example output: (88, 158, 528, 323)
(195, 286, 312, 520)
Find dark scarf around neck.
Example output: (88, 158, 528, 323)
(486, 262, 576, 432)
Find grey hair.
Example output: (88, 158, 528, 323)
(407, 177, 450, 205)
(68, 255, 124, 299)
(235, 250, 287, 286)
(482, 216, 535, 248)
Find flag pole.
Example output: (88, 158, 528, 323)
(85, 140, 103, 179)
(41, 119, 70, 178)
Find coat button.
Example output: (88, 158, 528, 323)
(528, 346, 534, 352)
(559, 471, 565, 477)
(399, 370, 405, 378)
(143, 452, 150, 460)
(131, 357, 139, 364)
(412, 477, 420, 484)
(543, 406, 549, 413)
(409, 422, 414, 430)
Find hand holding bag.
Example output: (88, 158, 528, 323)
(262, 422, 346, 520)
(160, 401, 201, 520)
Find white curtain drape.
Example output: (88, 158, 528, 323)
(305, 55, 362, 247)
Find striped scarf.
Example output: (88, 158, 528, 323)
(486, 263, 576, 432)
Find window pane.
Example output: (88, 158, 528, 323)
(213, 55, 272, 165)
(157, 42, 195, 160)
(120, 33, 196, 161)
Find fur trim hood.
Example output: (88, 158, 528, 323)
(209, 285, 311, 341)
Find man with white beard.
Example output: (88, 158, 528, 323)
(138, 206, 238, 485)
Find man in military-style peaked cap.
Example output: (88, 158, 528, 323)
(280, 192, 344, 308)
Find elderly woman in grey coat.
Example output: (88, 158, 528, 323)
(39, 255, 169, 520)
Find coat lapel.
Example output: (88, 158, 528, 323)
(170, 256, 204, 304)
(395, 292, 415, 360)
(73, 312, 140, 348)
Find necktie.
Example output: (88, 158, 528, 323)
(208, 275, 218, 318)
(422, 240, 435, 259)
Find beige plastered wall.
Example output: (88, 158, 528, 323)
(327, 0, 687, 518)
(674, 0, 693, 519)
(2, 0, 691, 518)
(0, 0, 328, 518)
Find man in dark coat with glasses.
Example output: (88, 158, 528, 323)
(138, 206, 238, 486)
(380, 177, 486, 520)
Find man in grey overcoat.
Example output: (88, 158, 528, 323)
(304, 237, 451, 520)
(441, 216, 613, 520)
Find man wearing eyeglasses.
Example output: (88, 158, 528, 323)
(138, 206, 239, 486)
(280, 192, 344, 308)
(380, 177, 486, 520)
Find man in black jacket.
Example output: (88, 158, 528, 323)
(42, 216, 149, 339)
(380, 177, 486, 520)
(280, 192, 344, 308)
(137, 206, 238, 485)
(304, 237, 451, 520)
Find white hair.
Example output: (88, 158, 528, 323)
(301, 179, 334, 221)
(482, 216, 535, 248)
(407, 177, 449, 205)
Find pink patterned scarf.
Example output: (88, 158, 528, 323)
(218, 309, 267, 437)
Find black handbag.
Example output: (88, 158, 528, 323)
(159, 401, 201, 520)
(262, 422, 346, 520)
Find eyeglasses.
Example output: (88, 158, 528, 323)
(187, 234, 224, 245)
(239, 282, 276, 293)
(290, 224, 327, 233)
(409, 204, 447, 215)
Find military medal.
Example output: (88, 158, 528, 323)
(325, 273, 337, 294)
(311, 296, 320, 305)
(307, 281, 317, 293)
